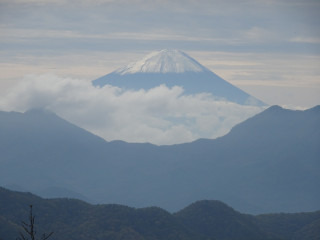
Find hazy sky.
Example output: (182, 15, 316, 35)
(0, 0, 319, 144)
(1, 0, 319, 106)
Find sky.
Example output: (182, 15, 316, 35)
(0, 0, 319, 144)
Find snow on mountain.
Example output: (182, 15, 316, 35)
(92, 49, 266, 106)
(115, 49, 209, 74)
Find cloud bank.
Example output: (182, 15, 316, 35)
(0, 75, 264, 145)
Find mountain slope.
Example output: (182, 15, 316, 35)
(0, 109, 108, 201)
(2, 187, 319, 240)
(114, 49, 209, 74)
(174, 200, 270, 240)
(172, 105, 320, 213)
(0, 106, 319, 214)
(215, 105, 320, 212)
(256, 211, 320, 240)
(0, 187, 208, 240)
(92, 49, 265, 106)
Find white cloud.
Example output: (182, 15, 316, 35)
(242, 27, 278, 43)
(0, 74, 264, 145)
(290, 37, 320, 44)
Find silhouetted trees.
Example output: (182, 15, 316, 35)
(17, 205, 53, 240)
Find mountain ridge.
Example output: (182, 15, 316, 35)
(0, 105, 319, 214)
(1, 187, 320, 240)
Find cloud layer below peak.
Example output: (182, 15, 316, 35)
(0, 74, 264, 145)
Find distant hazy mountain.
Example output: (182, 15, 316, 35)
(93, 49, 265, 106)
(0, 106, 319, 214)
(0, 109, 107, 201)
(2, 187, 319, 240)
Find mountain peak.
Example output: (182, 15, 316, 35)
(115, 49, 209, 75)
(93, 49, 266, 106)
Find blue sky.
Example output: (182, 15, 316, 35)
(0, 0, 319, 144)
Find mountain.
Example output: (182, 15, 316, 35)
(177, 105, 320, 213)
(1, 187, 319, 240)
(0, 187, 208, 240)
(174, 200, 270, 240)
(256, 211, 320, 240)
(0, 106, 319, 214)
(3, 187, 316, 240)
(113, 49, 208, 74)
(92, 49, 265, 106)
(0, 108, 107, 201)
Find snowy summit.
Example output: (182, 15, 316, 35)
(115, 49, 209, 75)
(92, 49, 266, 106)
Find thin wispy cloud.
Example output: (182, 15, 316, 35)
(290, 37, 320, 44)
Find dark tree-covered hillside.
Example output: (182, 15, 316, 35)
(1, 187, 319, 240)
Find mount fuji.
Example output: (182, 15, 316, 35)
(93, 49, 266, 106)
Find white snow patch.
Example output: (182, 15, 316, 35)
(115, 49, 209, 75)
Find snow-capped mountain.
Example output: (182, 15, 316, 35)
(93, 49, 266, 106)
(115, 49, 208, 74)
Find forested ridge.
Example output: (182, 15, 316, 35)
(1, 187, 319, 240)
